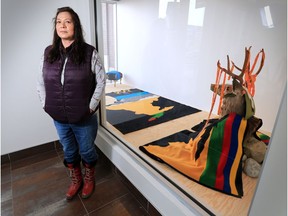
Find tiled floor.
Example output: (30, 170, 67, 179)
(1, 142, 161, 216)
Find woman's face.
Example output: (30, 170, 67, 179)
(56, 11, 75, 42)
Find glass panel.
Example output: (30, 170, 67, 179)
(98, 0, 287, 214)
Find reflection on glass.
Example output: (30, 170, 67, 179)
(260, 5, 274, 28)
(188, 0, 205, 26)
(101, 3, 117, 72)
(159, 0, 178, 19)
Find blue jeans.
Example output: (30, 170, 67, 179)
(54, 114, 98, 165)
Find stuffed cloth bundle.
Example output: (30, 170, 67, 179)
(140, 112, 247, 197)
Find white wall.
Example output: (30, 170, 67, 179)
(116, 0, 287, 132)
(1, 0, 95, 155)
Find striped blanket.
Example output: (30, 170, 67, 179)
(140, 113, 247, 197)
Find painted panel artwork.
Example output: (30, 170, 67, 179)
(105, 88, 201, 134)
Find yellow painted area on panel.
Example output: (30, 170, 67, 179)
(106, 96, 174, 115)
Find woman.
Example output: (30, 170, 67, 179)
(37, 7, 106, 200)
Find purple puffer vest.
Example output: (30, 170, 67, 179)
(43, 43, 95, 123)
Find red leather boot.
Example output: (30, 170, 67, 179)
(81, 163, 95, 199)
(66, 163, 83, 200)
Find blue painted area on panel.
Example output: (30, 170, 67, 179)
(115, 91, 150, 101)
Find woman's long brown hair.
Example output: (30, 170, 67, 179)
(46, 7, 86, 64)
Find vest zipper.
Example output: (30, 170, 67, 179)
(61, 57, 68, 119)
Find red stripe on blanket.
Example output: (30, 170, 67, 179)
(214, 113, 235, 190)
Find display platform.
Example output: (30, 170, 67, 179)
(103, 83, 270, 215)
